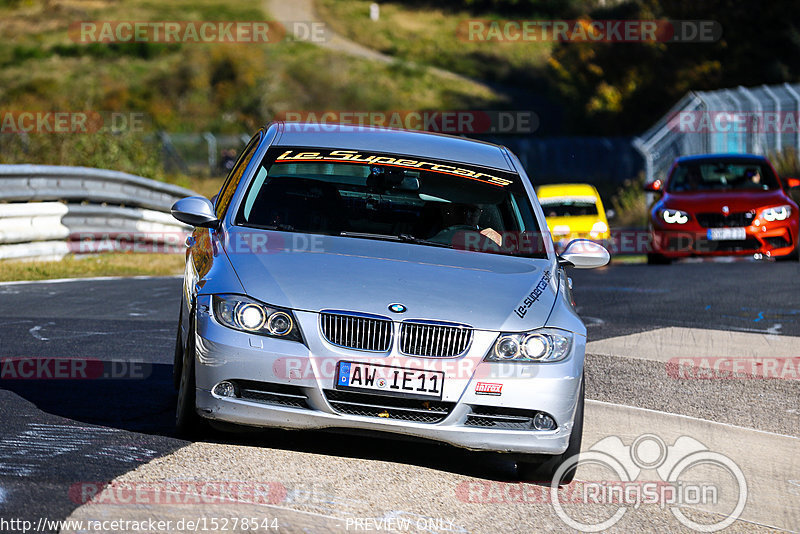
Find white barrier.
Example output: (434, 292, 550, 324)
(0, 165, 196, 261)
(0, 203, 69, 245)
(0, 241, 71, 261)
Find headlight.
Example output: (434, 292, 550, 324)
(660, 209, 690, 224)
(212, 294, 302, 341)
(485, 328, 573, 363)
(759, 205, 792, 222)
(589, 221, 608, 237)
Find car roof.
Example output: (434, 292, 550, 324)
(674, 153, 769, 164)
(536, 183, 600, 198)
(268, 122, 514, 171)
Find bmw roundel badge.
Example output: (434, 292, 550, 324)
(388, 303, 407, 313)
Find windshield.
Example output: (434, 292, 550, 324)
(668, 160, 780, 192)
(539, 198, 599, 217)
(235, 147, 546, 258)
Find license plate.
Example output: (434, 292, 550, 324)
(707, 228, 746, 240)
(335, 361, 444, 399)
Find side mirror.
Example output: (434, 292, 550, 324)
(784, 177, 800, 189)
(605, 208, 616, 219)
(171, 196, 219, 228)
(558, 239, 610, 269)
(644, 179, 663, 193)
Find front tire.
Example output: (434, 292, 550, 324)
(517, 377, 584, 485)
(172, 308, 183, 390)
(176, 312, 204, 436)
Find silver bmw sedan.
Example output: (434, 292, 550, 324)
(171, 122, 609, 483)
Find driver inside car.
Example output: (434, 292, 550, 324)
(744, 167, 762, 187)
(432, 204, 503, 247)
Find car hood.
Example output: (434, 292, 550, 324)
(664, 189, 791, 212)
(220, 228, 559, 332)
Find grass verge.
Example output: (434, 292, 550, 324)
(610, 254, 646, 264)
(0, 253, 185, 282)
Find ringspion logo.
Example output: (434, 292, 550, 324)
(550, 434, 747, 532)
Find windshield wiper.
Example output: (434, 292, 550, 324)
(339, 232, 452, 248)
(398, 234, 454, 248)
(252, 223, 296, 231)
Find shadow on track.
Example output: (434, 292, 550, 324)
(2, 364, 519, 483)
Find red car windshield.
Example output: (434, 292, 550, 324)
(668, 161, 780, 192)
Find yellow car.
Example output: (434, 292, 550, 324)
(536, 184, 611, 246)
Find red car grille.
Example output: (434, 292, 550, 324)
(695, 212, 754, 228)
(763, 235, 793, 249)
(694, 237, 761, 252)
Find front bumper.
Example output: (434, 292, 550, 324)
(191, 295, 585, 456)
(651, 221, 797, 258)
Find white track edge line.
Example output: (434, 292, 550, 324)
(587, 399, 799, 440)
(0, 275, 182, 286)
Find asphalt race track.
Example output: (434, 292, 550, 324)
(0, 260, 798, 532)
(572, 260, 800, 339)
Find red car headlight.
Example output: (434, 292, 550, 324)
(758, 205, 792, 222)
(659, 209, 690, 225)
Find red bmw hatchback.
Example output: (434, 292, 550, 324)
(645, 153, 800, 264)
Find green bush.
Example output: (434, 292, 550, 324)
(610, 173, 648, 228)
(0, 132, 166, 181)
(769, 147, 800, 178)
(548, 0, 800, 135)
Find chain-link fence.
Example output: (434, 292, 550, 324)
(634, 82, 800, 183)
(159, 132, 251, 176)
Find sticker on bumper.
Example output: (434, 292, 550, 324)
(475, 382, 503, 395)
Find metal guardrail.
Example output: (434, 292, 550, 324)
(635, 83, 800, 183)
(0, 165, 195, 261)
(0, 164, 195, 211)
